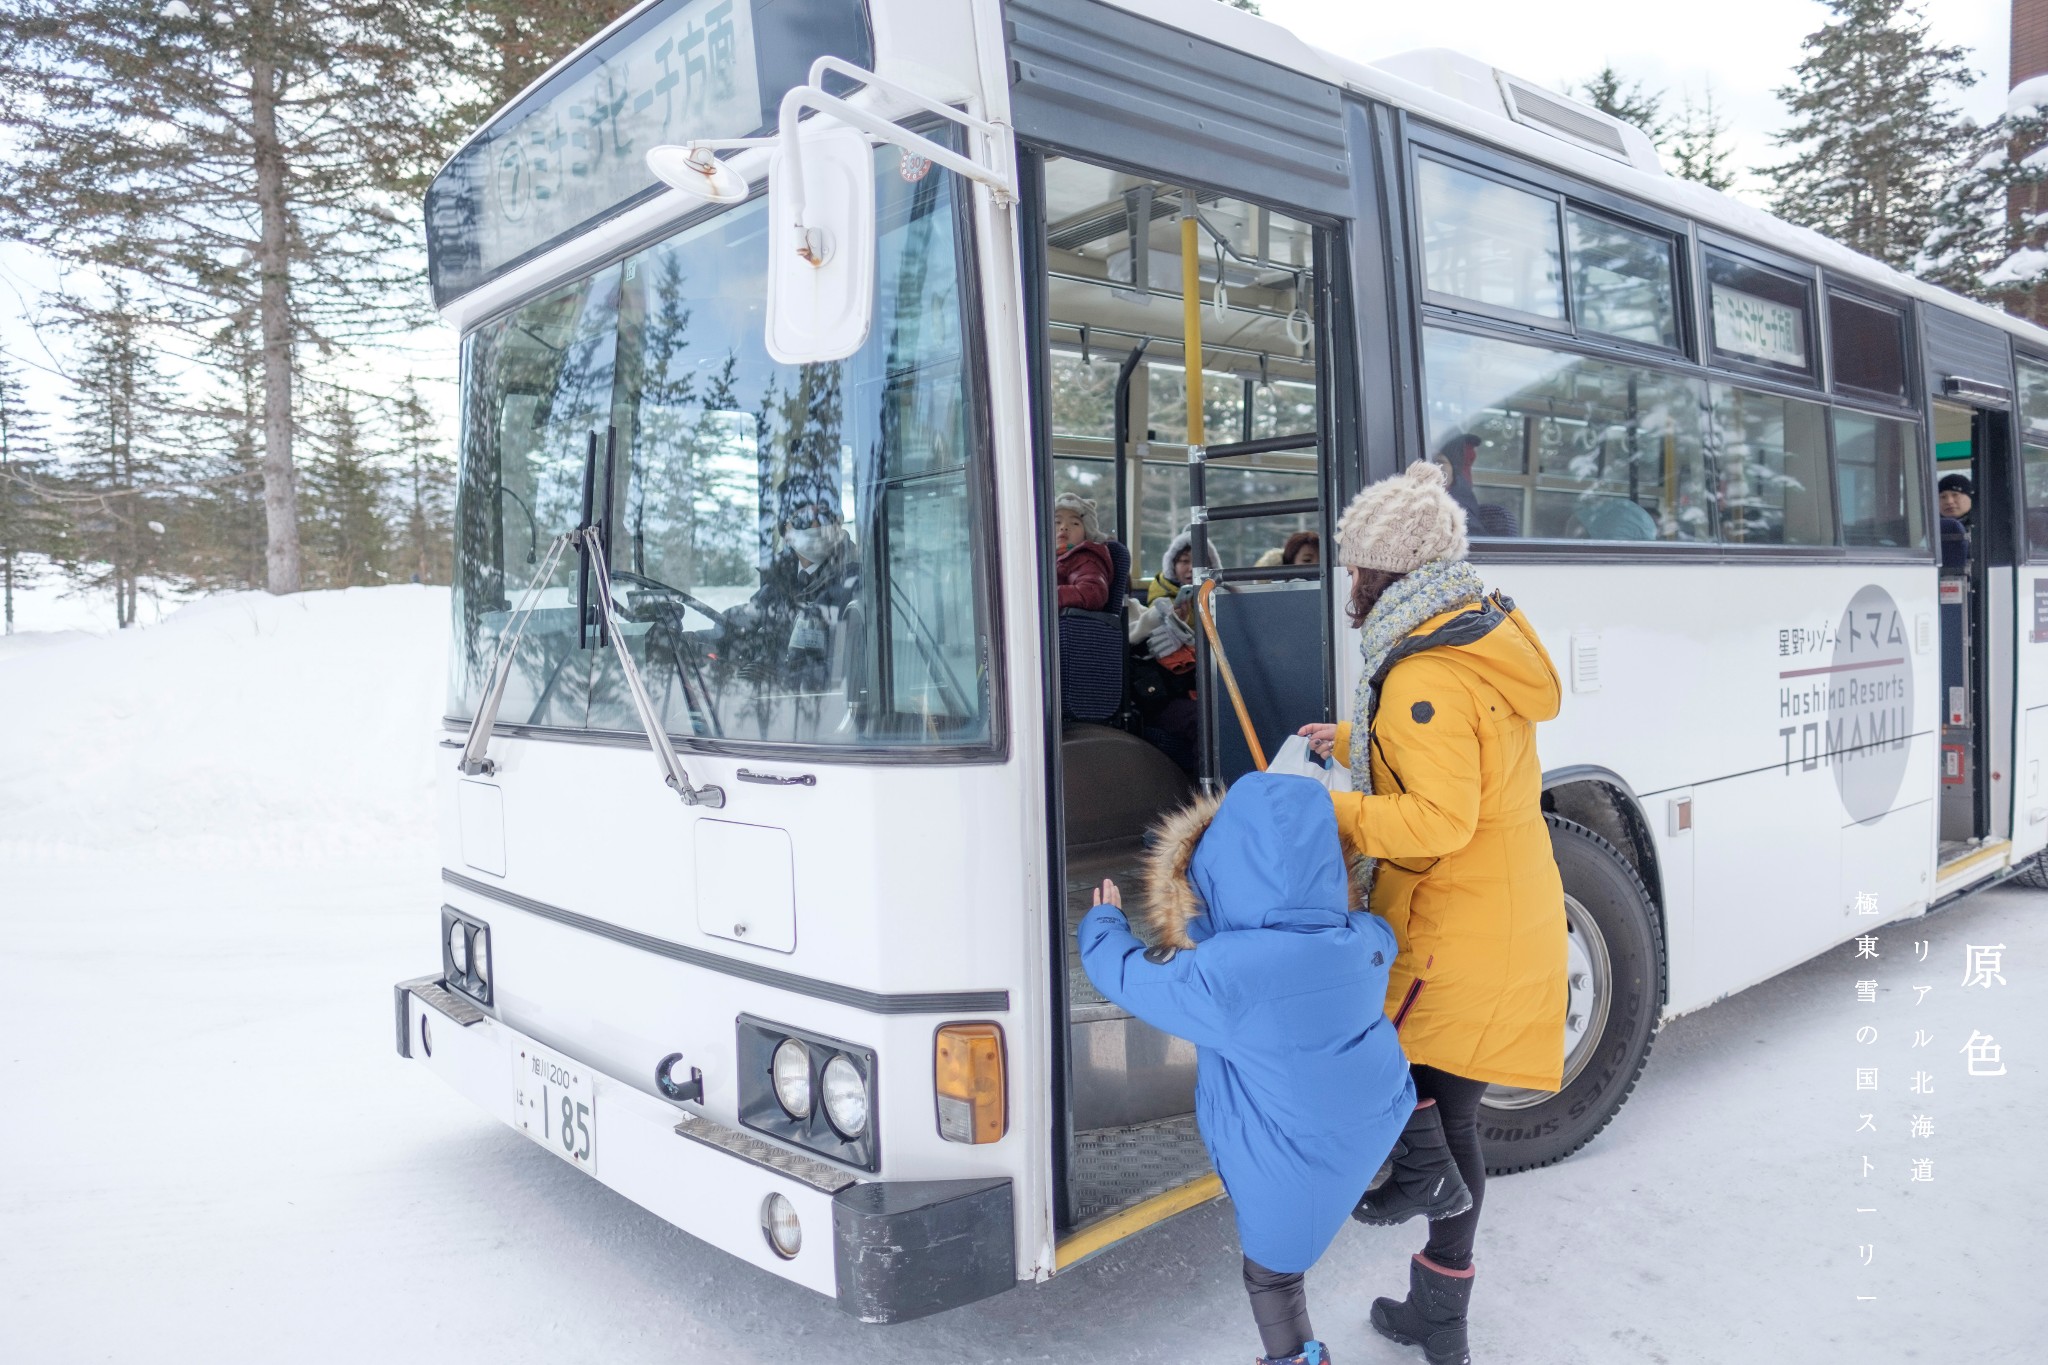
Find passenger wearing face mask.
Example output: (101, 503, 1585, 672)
(719, 473, 864, 696)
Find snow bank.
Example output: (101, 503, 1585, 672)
(0, 586, 448, 866)
(2012, 73, 2048, 115)
(1986, 246, 2048, 288)
(1, 554, 188, 632)
(0, 629, 98, 662)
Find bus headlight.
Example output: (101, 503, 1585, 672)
(440, 907, 491, 1006)
(737, 1017, 878, 1171)
(821, 1054, 868, 1137)
(772, 1038, 812, 1118)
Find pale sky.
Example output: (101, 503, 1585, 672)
(1259, 0, 2012, 197)
(0, 0, 2021, 473)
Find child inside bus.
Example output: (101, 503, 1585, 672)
(1079, 772, 1415, 1365)
(1053, 491, 1114, 611)
(1142, 527, 1196, 605)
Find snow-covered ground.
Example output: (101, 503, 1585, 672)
(0, 588, 2040, 1363)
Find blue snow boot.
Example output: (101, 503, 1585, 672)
(1352, 1101, 1473, 1225)
(1370, 1254, 1472, 1365)
(1256, 1341, 1331, 1365)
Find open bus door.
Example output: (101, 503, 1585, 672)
(1932, 397, 2018, 882)
(1023, 148, 1341, 1258)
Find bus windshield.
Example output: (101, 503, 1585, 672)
(448, 147, 994, 752)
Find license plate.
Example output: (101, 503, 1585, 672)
(511, 1041, 597, 1173)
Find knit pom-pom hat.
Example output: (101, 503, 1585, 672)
(1053, 490, 1103, 543)
(1336, 459, 1469, 573)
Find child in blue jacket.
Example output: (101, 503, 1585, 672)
(1080, 771, 1415, 1365)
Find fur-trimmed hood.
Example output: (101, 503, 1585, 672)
(1138, 773, 1364, 951)
(1076, 773, 1414, 1274)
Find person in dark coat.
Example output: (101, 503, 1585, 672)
(1938, 472, 1974, 532)
(1079, 772, 1415, 1365)
(1439, 432, 1519, 538)
(718, 473, 863, 697)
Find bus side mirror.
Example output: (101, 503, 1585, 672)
(764, 122, 876, 365)
(649, 56, 1016, 368)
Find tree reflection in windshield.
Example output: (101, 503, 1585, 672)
(449, 142, 992, 751)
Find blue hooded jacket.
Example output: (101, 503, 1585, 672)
(1078, 772, 1415, 1272)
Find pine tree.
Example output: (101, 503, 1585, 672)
(1916, 97, 2048, 311)
(1568, 68, 1736, 190)
(1573, 66, 1671, 142)
(447, 2, 642, 129)
(1667, 86, 1738, 192)
(1762, 0, 1978, 269)
(59, 287, 176, 629)
(0, 349, 62, 633)
(0, 0, 461, 595)
(392, 377, 455, 586)
(168, 323, 270, 591)
(301, 390, 392, 589)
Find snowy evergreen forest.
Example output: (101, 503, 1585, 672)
(0, 1, 640, 630)
(0, 0, 2041, 632)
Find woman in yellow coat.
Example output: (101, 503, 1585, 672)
(1297, 459, 1565, 1365)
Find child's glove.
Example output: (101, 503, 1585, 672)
(1144, 607, 1195, 661)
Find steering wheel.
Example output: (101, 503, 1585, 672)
(607, 567, 729, 630)
(602, 567, 729, 738)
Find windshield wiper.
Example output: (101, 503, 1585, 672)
(577, 430, 595, 650)
(458, 434, 725, 810)
(581, 529, 725, 808)
(456, 530, 576, 778)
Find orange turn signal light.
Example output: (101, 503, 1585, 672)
(934, 1022, 1007, 1144)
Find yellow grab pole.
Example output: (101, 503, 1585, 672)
(1180, 198, 1203, 448)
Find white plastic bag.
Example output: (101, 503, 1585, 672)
(1266, 734, 1352, 791)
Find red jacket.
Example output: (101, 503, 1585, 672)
(1056, 540, 1114, 611)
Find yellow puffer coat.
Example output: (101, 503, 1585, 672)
(1330, 596, 1567, 1090)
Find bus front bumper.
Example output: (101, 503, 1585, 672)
(393, 975, 1015, 1323)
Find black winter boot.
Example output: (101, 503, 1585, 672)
(1369, 1254, 1473, 1365)
(1352, 1102, 1473, 1225)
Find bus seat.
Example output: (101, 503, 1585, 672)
(1207, 581, 1328, 785)
(1569, 494, 1658, 541)
(1061, 720, 1195, 852)
(1058, 540, 1131, 724)
(1940, 515, 1970, 569)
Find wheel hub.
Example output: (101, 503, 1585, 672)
(1483, 892, 1612, 1111)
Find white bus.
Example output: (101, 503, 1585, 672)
(395, 0, 2048, 1322)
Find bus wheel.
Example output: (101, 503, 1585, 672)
(2011, 850, 2048, 890)
(1477, 814, 1663, 1175)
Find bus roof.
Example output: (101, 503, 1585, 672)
(1106, 0, 2048, 359)
(435, 0, 2048, 359)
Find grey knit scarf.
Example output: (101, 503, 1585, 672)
(1347, 559, 1487, 891)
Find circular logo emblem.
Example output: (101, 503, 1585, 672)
(898, 150, 933, 183)
(1829, 584, 1914, 822)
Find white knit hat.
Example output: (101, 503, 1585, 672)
(1336, 459, 1469, 573)
(1053, 491, 1102, 543)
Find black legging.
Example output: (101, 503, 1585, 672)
(1242, 1255, 1313, 1358)
(1411, 1062, 1489, 1269)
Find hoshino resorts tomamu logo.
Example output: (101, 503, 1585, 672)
(1777, 585, 1915, 823)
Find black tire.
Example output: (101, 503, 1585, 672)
(1477, 814, 1664, 1176)
(2011, 850, 2048, 890)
